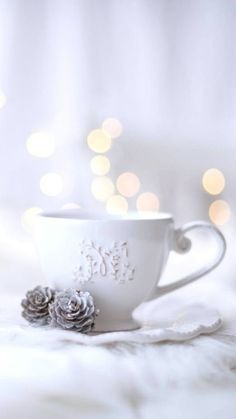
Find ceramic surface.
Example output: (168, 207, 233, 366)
(33, 210, 226, 332)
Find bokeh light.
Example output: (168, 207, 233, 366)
(87, 129, 111, 153)
(0, 91, 6, 109)
(116, 172, 140, 197)
(90, 155, 111, 176)
(136, 192, 160, 212)
(208, 200, 231, 225)
(61, 203, 80, 210)
(202, 168, 225, 195)
(91, 177, 114, 201)
(102, 118, 123, 139)
(40, 173, 64, 196)
(22, 207, 42, 232)
(106, 195, 128, 215)
(26, 132, 55, 158)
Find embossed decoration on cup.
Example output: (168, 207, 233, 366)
(32, 210, 226, 332)
(72, 240, 135, 285)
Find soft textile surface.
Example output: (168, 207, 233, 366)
(0, 293, 236, 419)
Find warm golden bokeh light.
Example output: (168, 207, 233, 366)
(208, 200, 231, 225)
(26, 132, 55, 158)
(22, 207, 42, 232)
(61, 203, 80, 210)
(136, 192, 160, 212)
(87, 129, 111, 153)
(106, 195, 128, 215)
(90, 155, 111, 176)
(202, 168, 225, 195)
(116, 172, 140, 197)
(40, 173, 64, 196)
(91, 177, 114, 201)
(102, 118, 123, 139)
(0, 91, 6, 109)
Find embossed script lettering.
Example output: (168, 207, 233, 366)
(73, 240, 135, 284)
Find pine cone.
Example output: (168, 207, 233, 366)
(21, 286, 55, 325)
(49, 288, 98, 333)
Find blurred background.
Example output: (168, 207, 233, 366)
(0, 0, 235, 299)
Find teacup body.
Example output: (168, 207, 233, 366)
(33, 211, 173, 331)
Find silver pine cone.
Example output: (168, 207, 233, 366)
(21, 286, 55, 325)
(49, 288, 98, 333)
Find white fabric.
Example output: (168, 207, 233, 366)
(0, 293, 236, 419)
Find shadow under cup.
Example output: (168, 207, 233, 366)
(32, 210, 174, 332)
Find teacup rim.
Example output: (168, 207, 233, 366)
(36, 209, 174, 222)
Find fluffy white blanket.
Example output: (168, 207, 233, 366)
(0, 291, 236, 419)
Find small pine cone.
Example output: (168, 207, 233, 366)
(49, 288, 99, 333)
(21, 286, 55, 326)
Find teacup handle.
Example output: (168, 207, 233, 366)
(149, 221, 226, 299)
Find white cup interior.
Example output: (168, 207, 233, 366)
(38, 209, 173, 221)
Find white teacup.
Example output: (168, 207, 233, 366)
(33, 210, 226, 332)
